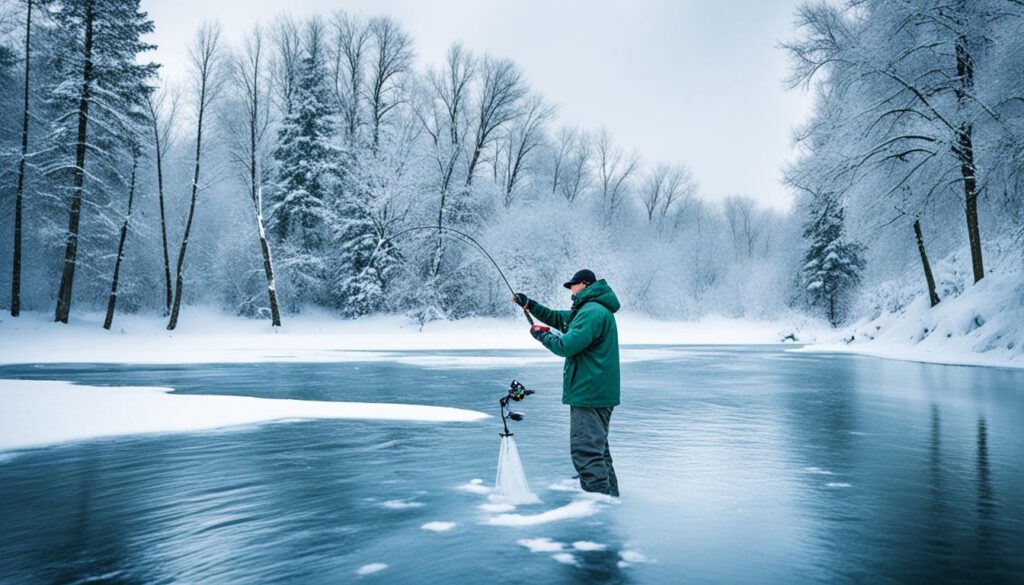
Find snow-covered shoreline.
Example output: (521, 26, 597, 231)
(0, 307, 809, 366)
(795, 268, 1024, 371)
(1, 297, 1020, 370)
(0, 379, 487, 452)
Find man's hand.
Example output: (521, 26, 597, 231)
(513, 292, 529, 308)
(530, 325, 550, 341)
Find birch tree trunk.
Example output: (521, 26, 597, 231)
(238, 25, 282, 326)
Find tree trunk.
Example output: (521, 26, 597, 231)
(255, 194, 281, 326)
(251, 119, 280, 326)
(465, 145, 482, 188)
(149, 100, 172, 315)
(10, 0, 31, 317)
(167, 78, 208, 330)
(54, 0, 95, 324)
(914, 218, 940, 307)
(103, 149, 138, 330)
(955, 31, 984, 283)
(828, 292, 836, 327)
(431, 188, 446, 281)
(167, 169, 199, 331)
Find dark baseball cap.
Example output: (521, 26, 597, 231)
(563, 269, 597, 289)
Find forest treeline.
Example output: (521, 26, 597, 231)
(0, 0, 1021, 329)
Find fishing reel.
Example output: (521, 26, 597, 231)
(499, 379, 535, 436)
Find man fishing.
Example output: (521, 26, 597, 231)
(513, 269, 621, 497)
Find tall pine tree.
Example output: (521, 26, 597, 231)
(268, 28, 342, 306)
(800, 192, 865, 327)
(48, 0, 157, 323)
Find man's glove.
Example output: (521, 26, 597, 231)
(530, 325, 550, 341)
(513, 292, 529, 308)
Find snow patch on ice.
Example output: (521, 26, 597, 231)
(517, 537, 564, 552)
(479, 503, 516, 513)
(0, 380, 487, 452)
(547, 479, 582, 492)
(572, 541, 607, 551)
(619, 550, 653, 566)
(356, 563, 388, 575)
(803, 467, 835, 475)
(421, 521, 456, 532)
(551, 553, 578, 565)
(457, 479, 491, 494)
(380, 499, 424, 510)
(485, 499, 600, 526)
(826, 482, 852, 488)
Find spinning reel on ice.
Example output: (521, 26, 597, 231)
(499, 379, 535, 437)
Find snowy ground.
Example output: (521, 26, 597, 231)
(2, 293, 1021, 370)
(796, 268, 1024, 370)
(0, 307, 810, 365)
(0, 379, 487, 452)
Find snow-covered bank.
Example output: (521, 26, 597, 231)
(0, 379, 487, 452)
(0, 307, 809, 366)
(796, 268, 1024, 370)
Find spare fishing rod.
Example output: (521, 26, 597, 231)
(378, 225, 535, 325)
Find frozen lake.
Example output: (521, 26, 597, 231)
(1, 346, 1022, 584)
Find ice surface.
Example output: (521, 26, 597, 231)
(0, 380, 487, 451)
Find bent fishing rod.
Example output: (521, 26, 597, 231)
(378, 225, 535, 325)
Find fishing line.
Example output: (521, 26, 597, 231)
(380, 225, 535, 325)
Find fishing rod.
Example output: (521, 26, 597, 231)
(380, 225, 535, 325)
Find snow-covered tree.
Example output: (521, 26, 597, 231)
(800, 192, 865, 326)
(168, 20, 224, 330)
(268, 18, 342, 306)
(227, 23, 282, 325)
(549, 126, 592, 205)
(48, 0, 157, 323)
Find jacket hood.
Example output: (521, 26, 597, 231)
(573, 278, 620, 313)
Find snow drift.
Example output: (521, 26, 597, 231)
(0, 379, 488, 452)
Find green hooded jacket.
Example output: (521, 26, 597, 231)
(526, 279, 621, 407)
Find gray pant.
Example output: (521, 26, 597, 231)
(569, 406, 619, 497)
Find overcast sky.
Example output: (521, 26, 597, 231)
(144, 0, 813, 211)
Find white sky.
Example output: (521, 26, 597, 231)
(144, 0, 813, 211)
